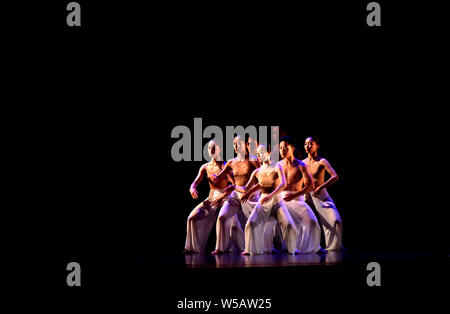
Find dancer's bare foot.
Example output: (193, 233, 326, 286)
(211, 249, 223, 255)
(182, 249, 195, 254)
(241, 251, 250, 256)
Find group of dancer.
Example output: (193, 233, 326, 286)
(183, 135, 343, 255)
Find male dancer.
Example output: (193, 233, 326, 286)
(238, 144, 297, 255)
(303, 137, 343, 251)
(183, 140, 234, 253)
(248, 136, 259, 157)
(210, 135, 260, 255)
(278, 136, 323, 253)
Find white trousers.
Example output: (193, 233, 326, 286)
(282, 191, 321, 253)
(184, 189, 225, 252)
(215, 190, 259, 252)
(307, 188, 342, 251)
(245, 194, 297, 255)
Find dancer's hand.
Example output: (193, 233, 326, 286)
(240, 193, 250, 203)
(283, 193, 296, 202)
(312, 186, 322, 198)
(190, 187, 199, 199)
(223, 184, 235, 194)
(210, 173, 219, 184)
(260, 195, 272, 205)
(211, 195, 226, 207)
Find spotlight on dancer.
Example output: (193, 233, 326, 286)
(303, 137, 343, 251)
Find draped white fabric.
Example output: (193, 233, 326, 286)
(281, 191, 321, 253)
(215, 190, 259, 252)
(184, 189, 225, 252)
(244, 194, 297, 255)
(307, 188, 343, 251)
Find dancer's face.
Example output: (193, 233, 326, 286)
(248, 137, 258, 155)
(304, 137, 318, 154)
(257, 145, 270, 163)
(280, 141, 294, 158)
(208, 141, 219, 159)
(234, 137, 245, 155)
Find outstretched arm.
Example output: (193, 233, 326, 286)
(313, 159, 339, 196)
(189, 164, 207, 199)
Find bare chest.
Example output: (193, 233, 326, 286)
(206, 163, 223, 176)
(231, 161, 255, 177)
(305, 161, 324, 179)
(283, 165, 302, 185)
(257, 168, 279, 187)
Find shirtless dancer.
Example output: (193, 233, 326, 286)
(239, 144, 297, 255)
(303, 137, 343, 251)
(183, 140, 235, 253)
(277, 136, 323, 253)
(210, 136, 260, 255)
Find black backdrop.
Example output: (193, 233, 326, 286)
(19, 0, 446, 311)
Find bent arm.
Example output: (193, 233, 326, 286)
(319, 159, 339, 190)
(190, 164, 206, 190)
(214, 160, 232, 180)
(292, 165, 313, 198)
(268, 164, 287, 199)
(226, 171, 235, 186)
(234, 169, 259, 194)
(242, 183, 261, 197)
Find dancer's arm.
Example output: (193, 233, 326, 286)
(312, 158, 338, 197)
(234, 169, 259, 194)
(240, 183, 261, 203)
(189, 164, 207, 199)
(261, 164, 287, 204)
(226, 171, 235, 186)
(210, 183, 235, 207)
(284, 164, 313, 201)
(211, 159, 233, 183)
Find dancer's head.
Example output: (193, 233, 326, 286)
(247, 136, 259, 156)
(208, 140, 221, 160)
(233, 135, 246, 156)
(256, 143, 271, 163)
(280, 136, 296, 159)
(304, 136, 320, 155)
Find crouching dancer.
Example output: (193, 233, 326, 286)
(278, 136, 323, 253)
(238, 144, 298, 255)
(183, 140, 235, 253)
(303, 136, 343, 251)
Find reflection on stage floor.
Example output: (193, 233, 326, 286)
(184, 251, 343, 268)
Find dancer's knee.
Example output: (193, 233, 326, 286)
(217, 214, 227, 227)
(188, 211, 201, 222)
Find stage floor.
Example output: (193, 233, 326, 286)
(124, 250, 439, 270)
(184, 251, 343, 268)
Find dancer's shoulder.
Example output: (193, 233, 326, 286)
(294, 158, 307, 167)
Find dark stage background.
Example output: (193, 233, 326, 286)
(16, 0, 446, 311)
